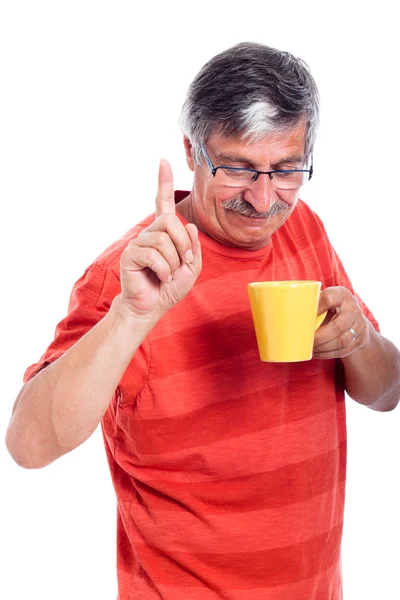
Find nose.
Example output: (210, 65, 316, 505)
(243, 173, 276, 213)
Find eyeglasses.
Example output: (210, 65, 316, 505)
(201, 144, 313, 190)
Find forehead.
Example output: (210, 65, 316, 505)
(207, 123, 307, 163)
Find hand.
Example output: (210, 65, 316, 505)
(119, 159, 202, 321)
(313, 286, 369, 359)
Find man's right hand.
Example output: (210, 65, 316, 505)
(6, 159, 202, 469)
(118, 159, 202, 322)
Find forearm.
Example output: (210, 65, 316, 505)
(342, 320, 400, 411)
(6, 295, 155, 468)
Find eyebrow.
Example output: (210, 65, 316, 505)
(271, 155, 305, 169)
(214, 151, 305, 169)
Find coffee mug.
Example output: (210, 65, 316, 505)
(247, 280, 327, 362)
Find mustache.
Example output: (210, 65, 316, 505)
(221, 195, 290, 219)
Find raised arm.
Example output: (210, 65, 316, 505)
(5, 160, 202, 468)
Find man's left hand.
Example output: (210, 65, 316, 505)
(313, 286, 369, 359)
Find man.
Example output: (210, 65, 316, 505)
(6, 42, 400, 599)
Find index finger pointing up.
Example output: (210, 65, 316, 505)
(156, 159, 175, 218)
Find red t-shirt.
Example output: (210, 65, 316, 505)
(25, 193, 379, 600)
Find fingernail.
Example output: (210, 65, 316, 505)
(184, 250, 193, 263)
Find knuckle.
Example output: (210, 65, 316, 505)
(122, 241, 137, 260)
(336, 286, 347, 298)
(156, 231, 171, 249)
(126, 238, 138, 250)
(161, 212, 175, 226)
(146, 247, 159, 263)
(322, 289, 334, 307)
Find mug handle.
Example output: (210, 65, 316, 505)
(315, 311, 328, 330)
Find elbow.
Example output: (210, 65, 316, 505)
(5, 428, 54, 470)
(8, 453, 45, 470)
(360, 393, 400, 413)
(373, 397, 400, 412)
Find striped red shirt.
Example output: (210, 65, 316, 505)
(25, 193, 379, 599)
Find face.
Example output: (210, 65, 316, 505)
(179, 124, 308, 251)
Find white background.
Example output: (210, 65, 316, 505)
(1, 1, 399, 599)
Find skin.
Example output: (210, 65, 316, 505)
(176, 128, 307, 251)
(5, 126, 399, 469)
(175, 128, 400, 410)
(5, 161, 202, 468)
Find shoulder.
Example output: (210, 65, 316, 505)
(287, 199, 327, 236)
(67, 212, 156, 303)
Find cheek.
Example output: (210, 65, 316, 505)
(276, 189, 300, 207)
(214, 186, 244, 206)
(201, 182, 236, 213)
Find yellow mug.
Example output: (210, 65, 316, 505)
(248, 280, 327, 362)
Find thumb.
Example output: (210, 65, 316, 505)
(185, 223, 202, 271)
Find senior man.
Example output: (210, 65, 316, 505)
(6, 42, 400, 600)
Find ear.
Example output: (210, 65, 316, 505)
(183, 136, 195, 172)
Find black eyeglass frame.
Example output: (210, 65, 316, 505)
(201, 144, 313, 184)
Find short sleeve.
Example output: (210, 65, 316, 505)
(310, 210, 380, 333)
(330, 247, 380, 332)
(23, 263, 150, 399)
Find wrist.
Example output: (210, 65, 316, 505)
(108, 294, 161, 335)
(358, 317, 375, 352)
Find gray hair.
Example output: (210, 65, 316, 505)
(179, 42, 320, 164)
